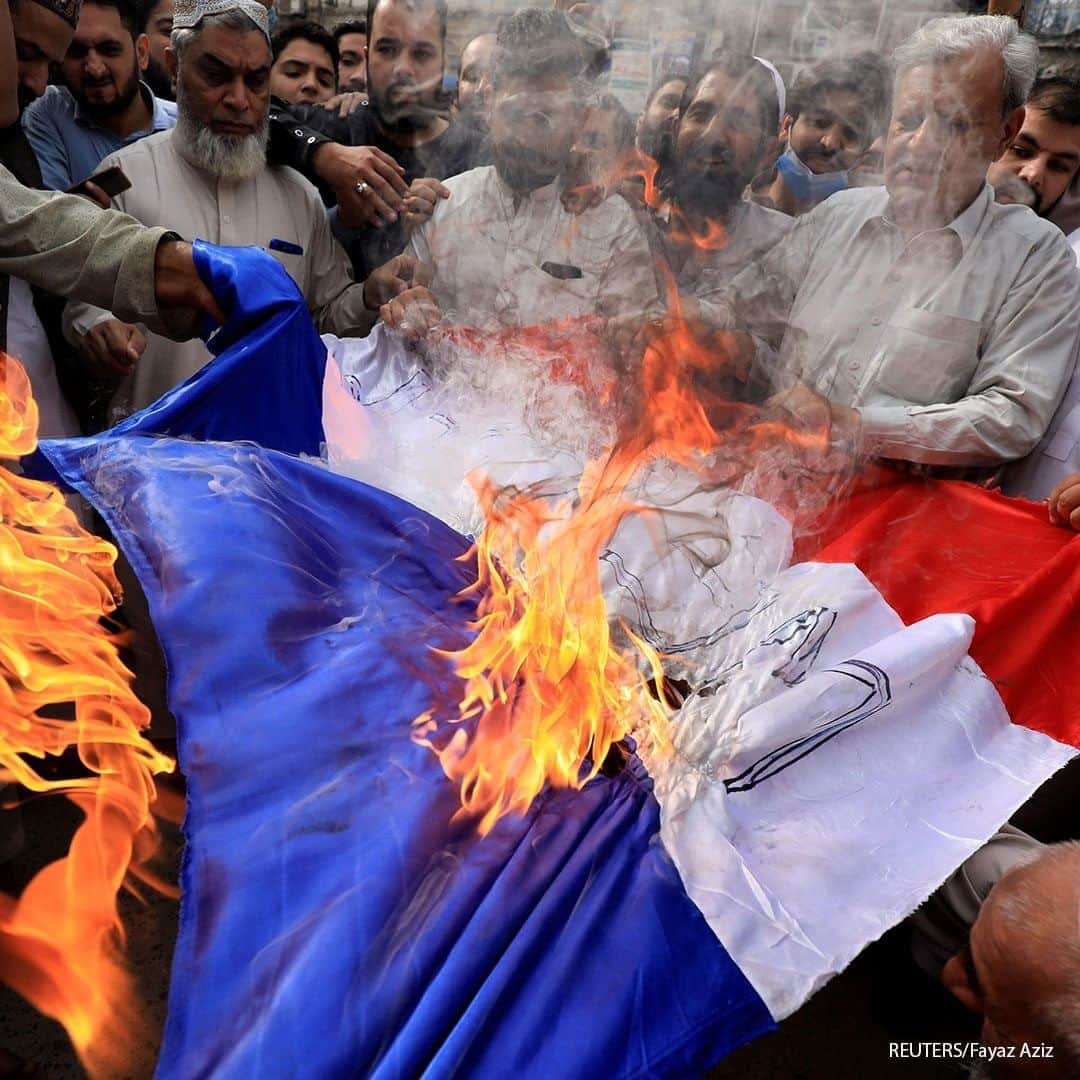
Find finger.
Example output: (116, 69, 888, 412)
(1055, 482, 1080, 521)
(1048, 473, 1080, 509)
(123, 327, 143, 364)
(404, 192, 437, 215)
(360, 168, 406, 210)
(82, 181, 112, 210)
(365, 152, 409, 196)
(363, 187, 400, 226)
(195, 282, 226, 325)
(381, 297, 406, 329)
(81, 336, 108, 375)
(410, 259, 432, 288)
(337, 195, 381, 230)
(367, 145, 406, 175)
(417, 179, 450, 201)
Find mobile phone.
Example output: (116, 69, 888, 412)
(66, 165, 132, 199)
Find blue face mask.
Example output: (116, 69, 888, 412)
(774, 145, 848, 202)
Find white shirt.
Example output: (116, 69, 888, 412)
(719, 185, 1080, 467)
(1001, 364, 1080, 499)
(406, 165, 658, 327)
(8, 277, 78, 438)
(1068, 224, 1080, 266)
(650, 197, 792, 309)
(65, 129, 371, 416)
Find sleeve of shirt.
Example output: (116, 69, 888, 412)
(708, 210, 817, 348)
(693, 211, 817, 400)
(267, 99, 349, 181)
(21, 95, 73, 191)
(404, 216, 433, 268)
(302, 187, 377, 338)
(0, 162, 181, 334)
(858, 233, 1080, 467)
(596, 206, 661, 319)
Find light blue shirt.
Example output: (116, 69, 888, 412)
(21, 83, 177, 191)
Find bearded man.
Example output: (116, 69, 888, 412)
(650, 54, 792, 313)
(22, 0, 176, 191)
(389, 7, 657, 334)
(63, 0, 393, 419)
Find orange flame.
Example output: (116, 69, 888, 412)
(0, 355, 174, 1077)
(417, 302, 839, 833)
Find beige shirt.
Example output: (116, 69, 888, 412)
(719, 185, 1080, 467)
(65, 129, 371, 416)
(406, 165, 658, 327)
(648, 197, 792, 312)
(0, 161, 169, 330)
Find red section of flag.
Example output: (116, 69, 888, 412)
(805, 471, 1080, 749)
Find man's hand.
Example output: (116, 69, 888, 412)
(380, 286, 442, 343)
(1048, 472, 1080, 530)
(76, 319, 147, 379)
(312, 142, 408, 229)
(75, 180, 112, 210)
(362, 253, 432, 311)
(402, 177, 450, 231)
(321, 91, 367, 118)
(154, 239, 226, 325)
(766, 382, 861, 446)
(604, 311, 755, 384)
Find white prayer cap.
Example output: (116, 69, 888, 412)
(173, 0, 271, 40)
(753, 56, 787, 121)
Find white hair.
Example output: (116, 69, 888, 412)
(992, 840, 1080, 1072)
(892, 14, 1039, 116)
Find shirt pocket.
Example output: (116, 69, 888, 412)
(874, 308, 981, 406)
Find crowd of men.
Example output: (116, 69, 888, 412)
(1, 0, 1079, 1073)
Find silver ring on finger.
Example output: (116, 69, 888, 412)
(355, 181, 369, 196)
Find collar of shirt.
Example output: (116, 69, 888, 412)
(74, 82, 174, 136)
(861, 182, 993, 256)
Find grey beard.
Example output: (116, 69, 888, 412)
(174, 83, 268, 181)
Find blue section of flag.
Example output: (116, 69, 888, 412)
(37, 242, 775, 1078)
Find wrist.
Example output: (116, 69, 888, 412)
(153, 238, 193, 309)
(312, 141, 341, 183)
(362, 276, 377, 311)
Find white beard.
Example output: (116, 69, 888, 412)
(173, 80, 268, 181)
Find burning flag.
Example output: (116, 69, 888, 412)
(0, 355, 174, 1078)
(28, 242, 1080, 1077)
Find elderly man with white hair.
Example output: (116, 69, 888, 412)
(710, 15, 1080, 471)
(911, 831, 1080, 1077)
(62, 0, 404, 420)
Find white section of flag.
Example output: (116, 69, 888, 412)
(320, 328, 1076, 1023)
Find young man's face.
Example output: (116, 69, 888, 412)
(336, 31, 366, 93)
(143, 0, 174, 97)
(270, 37, 337, 105)
(565, 104, 622, 190)
(62, 2, 147, 119)
(366, 0, 444, 133)
(456, 31, 495, 115)
(489, 72, 581, 193)
(784, 88, 872, 174)
(635, 76, 686, 161)
(988, 105, 1080, 215)
(12, 0, 75, 110)
(672, 69, 770, 218)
